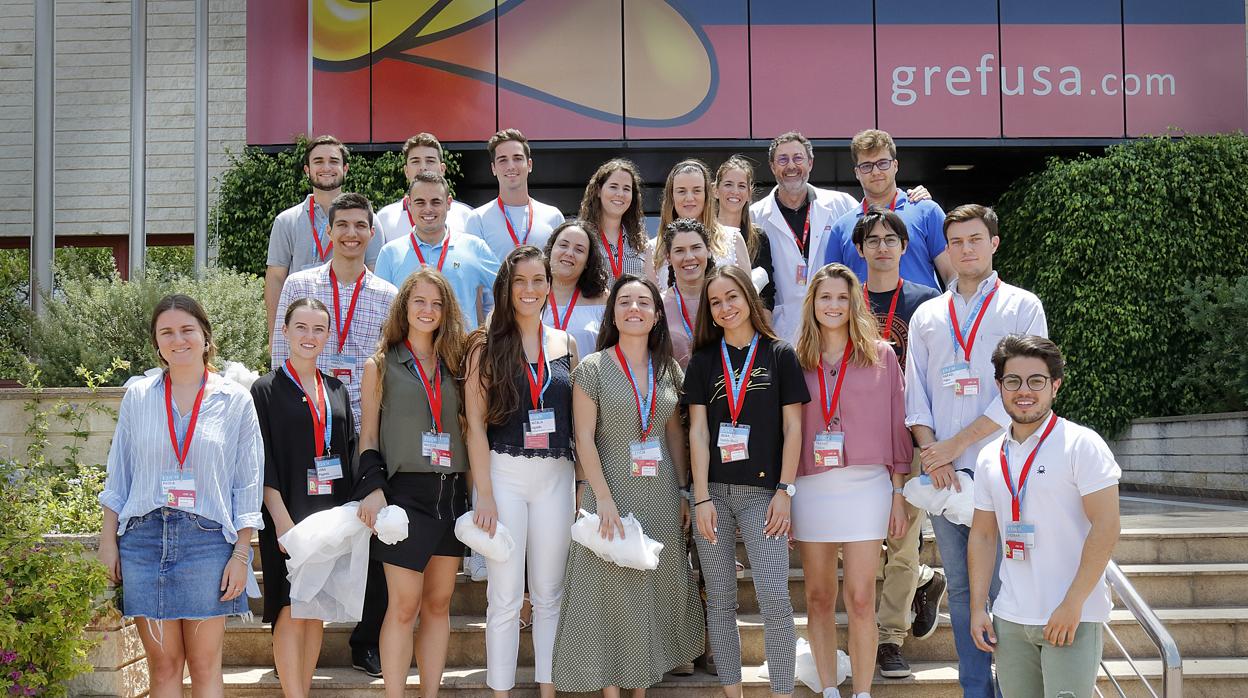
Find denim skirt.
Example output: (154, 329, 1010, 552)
(118, 507, 245, 620)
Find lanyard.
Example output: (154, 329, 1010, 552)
(405, 340, 444, 433)
(861, 191, 900, 215)
(672, 285, 695, 339)
(497, 197, 533, 247)
(948, 279, 1000, 362)
(614, 345, 656, 440)
(864, 278, 903, 341)
(283, 360, 331, 456)
(524, 325, 553, 409)
(329, 267, 366, 354)
(720, 334, 760, 426)
(410, 230, 451, 271)
(999, 412, 1060, 522)
(601, 228, 625, 278)
(308, 198, 332, 262)
(164, 369, 208, 472)
(783, 201, 811, 255)
(817, 340, 853, 431)
(548, 288, 581, 331)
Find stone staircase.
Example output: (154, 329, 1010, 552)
(201, 509, 1248, 697)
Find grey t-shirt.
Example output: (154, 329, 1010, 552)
(266, 194, 383, 272)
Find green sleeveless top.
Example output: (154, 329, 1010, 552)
(379, 345, 468, 475)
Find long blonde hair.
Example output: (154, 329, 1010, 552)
(714, 155, 763, 259)
(655, 159, 728, 271)
(794, 264, 881, 370)
(372, 268, 468, 401)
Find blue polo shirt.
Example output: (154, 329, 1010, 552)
(374, 230, 501, 328)
(823, 190, 947, 290)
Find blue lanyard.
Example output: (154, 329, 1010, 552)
(281, 362, 332, 453)
(720, 334, 760, 423)
(673, 286, 694, 339)
(947, 285, 993, 359)
(525, 325, 553, 409)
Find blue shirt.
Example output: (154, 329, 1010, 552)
(464, 197, 565, 261)
(823, 190, 948, 290)
(374, 229, 501, 328)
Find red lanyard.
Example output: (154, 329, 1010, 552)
(999, 412, 1060, 521)
(720, 335, 760, 426)
(285, 360, 328, 456)
(309, 198, 332, 262)
(614, 345, 657, 440)
(164, 369, 208, 471)
(817, 340, 853, 431)
(601, 228, 625, 278)
(497, 197, 533, 247)
(329, 267, 366, 354)
(864, 278, 903, 341)
(410, 231, 451, 271)
(784, 203, 811, 255)
(861, 191, 900, 215)
(405, 340, 443, 433)
(548, 288, 581, 331)
(949, 279, 1000, 362)
(525, 326, 548, 409)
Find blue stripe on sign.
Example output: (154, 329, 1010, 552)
(999, 0, 1121, 24)
(673, 0, 749, 25)
(1123, 0, 1244, 24)
(876, 0, 998, 24)
(748, 0, 873, 25)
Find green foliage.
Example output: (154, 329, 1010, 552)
(995, 135, 1248, 437)
(1173, 275, 1248, 414)
(0, 249, 30, 378)
(213, 138, 463, 276)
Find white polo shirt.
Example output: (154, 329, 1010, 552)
(973, 415, 1121, 625)
(376, 196, 474, 244)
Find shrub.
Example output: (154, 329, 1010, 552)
(1173, 275, 1248, 414)
(995, 135, 1248, 437)
(0, 250, 30, 379)
(213, 137, 463, 277)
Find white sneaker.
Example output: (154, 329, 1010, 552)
(852, 693, 872, 698)
(464, 551, 488, 581)
(822, 688, 841, 698)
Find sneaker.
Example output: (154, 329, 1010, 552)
(465, 551, 488, 582)
(876, 642, 911, 679)
(822, 688, 842, 698)
(910, 570, 947, 640)
(351, 647, 382, 678)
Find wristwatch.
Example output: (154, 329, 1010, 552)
(893, 487, 905, 495)
(776, 482, 797, 497)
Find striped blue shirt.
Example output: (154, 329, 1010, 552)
(99, 372, 264, 544)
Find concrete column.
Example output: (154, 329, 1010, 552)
(129, 0, 147, 280)
(31, 0, 54, 313)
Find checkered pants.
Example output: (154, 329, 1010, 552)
(693, 482, 795, 694)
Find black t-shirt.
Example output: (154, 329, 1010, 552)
(682, 336, 810, 488)
(867, 279, 941, 368)
(777, 195, 811, 253)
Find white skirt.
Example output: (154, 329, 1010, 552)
(792, 466, 891, 543)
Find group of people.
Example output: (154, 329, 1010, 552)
(98, 126, 1122, 698)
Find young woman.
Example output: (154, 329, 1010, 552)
(465, 246, 578, 698)
(714, 155, 776, 314)
(552, 274, 705, 696)
(792, 264, 912, 698)
(652, 159, 750, 280)
(684, 266, 809, 698)
(355, 269, 470, 698)
(658, 218, 716, 368)
(578, 158, 655, 284)
(98, 294, 263, 697)
(253, 297, 357, 698)
(542, 218, 609, 359)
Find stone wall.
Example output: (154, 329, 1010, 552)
(0, 387, 124, 467)
(1111, 412, 1248, 500)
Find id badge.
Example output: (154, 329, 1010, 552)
(940, 362, 970, 388)
(717, 423, 751, 462)
(306, 469, 333, 496)
(630, 439, 661, 477)
(423, 432, 452, 469)
(523, 425, 549, 450)
(1005, 520, 1036, 549)
(954, 375, 980, 396)
(314, 454, 342, 481)
(795, 264, 808, 286)
(813, 431, 846, 468)
(160, 471, 197, 509)
(528, 408, 556, 434)
(1005, 539, 1027, 561)
(326, 353, 354, 384)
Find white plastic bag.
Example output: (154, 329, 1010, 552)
(454, 511, 516, 562)
(764, 637, 849, 691)
(280, 502, 371, 623)
(374, 505, 410, 545)
(569, 509, 663, 571)
(903, 471, 976, 526)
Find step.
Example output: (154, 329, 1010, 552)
(203, 658, 1248, 697)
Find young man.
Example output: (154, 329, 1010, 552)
(969, 335, 1121, 698)
(374, 171, 500, 328)
(464, 128, 565, 259)
(269, 192, 397, 678)
(376, 133, 474, 243)
(265, 135, 384, 343)
(825, 129, 953, 290)
(904, 204, 1048, 698)
(851, 208, 945, 680)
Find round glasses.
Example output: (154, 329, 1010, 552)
(1001, 374, 1052, 392)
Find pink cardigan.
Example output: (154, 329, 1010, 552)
(798, 340, 913, 477)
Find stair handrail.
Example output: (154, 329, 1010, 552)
(1101, 559, 1183, 698)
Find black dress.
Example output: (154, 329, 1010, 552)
(251, 368, 357, 625)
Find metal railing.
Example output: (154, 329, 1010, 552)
(1095, 560, 1183, 698)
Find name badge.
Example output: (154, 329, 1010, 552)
(160, 471, 196, 509)
(717, 423, 751, 462)
(813, 431, 845, 468)
(954, 376, 980, 396)
(1005, 520, 1036, 551)
(326, 353, 354, 384)
(941, 362, 971, 388)
(795, 264, 808, 286)
(528, 408, 556, 434)
(306, 469, 334, 496)
(630, 439, 661, 477)
(422, 431, 453, 469)
(314, 454, 342, 481)
(523, 425, 549, 450)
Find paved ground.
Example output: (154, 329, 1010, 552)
(1120, 493, 1248, 529)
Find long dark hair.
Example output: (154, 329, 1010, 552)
(543, 218, 609, 299)
(595, 274, 676, 385)
(692, 265, 777, 352)
(578, 158, 646, 253)
(470, 245, 551, 425)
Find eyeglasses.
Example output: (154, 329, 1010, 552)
(863, 235, 902, 250)
(1000, 374, 1052, 392)
(774, 154, 807, 167)
(854, 158, 895, 174)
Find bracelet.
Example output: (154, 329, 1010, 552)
(694, 498, 713, 508)
(230, 550, 249, 563)
(576, 480, 589, 488)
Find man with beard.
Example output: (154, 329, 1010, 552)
(265, 135, 384, 344)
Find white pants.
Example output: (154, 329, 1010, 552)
(484, 451, 574, 690)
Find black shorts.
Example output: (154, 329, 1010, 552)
(371, 471, 468, 572)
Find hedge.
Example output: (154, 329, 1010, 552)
(212, 137, 463, 277)
(995, 135, 1248, 437)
